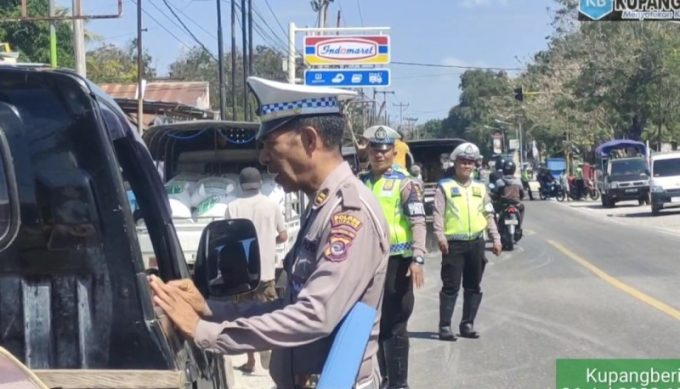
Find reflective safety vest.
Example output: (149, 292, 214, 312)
(363, 169, 413, 256)
(439, 179, 488, 241)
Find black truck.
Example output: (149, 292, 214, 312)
(0, 65, 241, 388)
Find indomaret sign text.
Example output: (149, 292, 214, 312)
(304, 36, 390, 65)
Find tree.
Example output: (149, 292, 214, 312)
(0, 0, 75, 67)
(86, 40, 156, 84)
(168, 45, 286, 118)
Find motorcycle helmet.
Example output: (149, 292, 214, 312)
(502, 160, 516, 176)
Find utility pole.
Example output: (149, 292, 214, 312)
(48, 0, 57, 67)
(136, 0, 143, 133)
(404, 117, 418, 139)
(374, 90, 395, 125)
(241, 0, 248, 120)
(231, 0, 237, 119)
(247, 0, 253, 120)
(392, 102, 409, 130)
(216, 0, 226, 120)
(72, 0, 86, 77)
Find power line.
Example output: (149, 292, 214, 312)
(392, 61, 522, 71)
(393, 72, 465, 80)
(172, 2, 218, 40)
(356, 0, 364, 26)
(161, 0, 218, 61)
(129, 0, 192, 50)
(262, 0, 287, 37)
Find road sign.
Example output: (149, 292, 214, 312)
(304, 35, 390, 65)
(304, 69, 390, 88)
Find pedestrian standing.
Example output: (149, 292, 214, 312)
(225, 166, 288, 373)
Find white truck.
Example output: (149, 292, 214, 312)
(134, 120, 305, 271)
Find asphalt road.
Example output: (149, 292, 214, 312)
(408, 199, 680, 389)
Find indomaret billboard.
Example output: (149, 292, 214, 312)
(304, 35, 390, 65)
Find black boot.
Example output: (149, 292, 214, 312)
(459, 291, 483, 339)
(438, 292, 458, 341)
(383, 336, 409, 389)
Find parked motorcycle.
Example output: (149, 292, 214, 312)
(539, 181, 566, 202)
(566, 179, 600, 201)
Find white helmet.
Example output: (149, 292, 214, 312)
(450, 142, 480, 161)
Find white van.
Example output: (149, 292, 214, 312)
(650, 151, 680, 215)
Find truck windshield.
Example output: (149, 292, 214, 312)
(610, 158, 647, 176)
(653, 158, 680, 177)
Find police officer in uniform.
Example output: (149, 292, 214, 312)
(150, 77, 389, 389)
(433, 142, 502, 341)
(360, 125, 426, 389)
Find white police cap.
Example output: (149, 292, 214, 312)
(247, 76, 358, 140)
(450, 142, 480, 161)
(362, 125, 399, 150)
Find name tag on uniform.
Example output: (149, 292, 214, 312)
(450, 187, 461, 197)
(472, 186, 482, 197)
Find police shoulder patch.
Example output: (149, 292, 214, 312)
(324, 213, 363, 262)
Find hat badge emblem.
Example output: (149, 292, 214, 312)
(375, 127, 387, 140)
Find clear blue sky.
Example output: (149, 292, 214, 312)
(74, 0, 555, 123)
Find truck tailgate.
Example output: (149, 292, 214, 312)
(33, 369, 184, 389)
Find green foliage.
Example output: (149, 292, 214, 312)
(435, 0, 680, 161)
(0, 0, 75, 67)
(169, 45, 287, 119)
(86, 40, 156, 84)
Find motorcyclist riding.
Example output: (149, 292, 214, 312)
(492, 161, 525, 234)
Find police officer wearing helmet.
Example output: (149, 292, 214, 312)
(433, 142, 501, 341)
(150, 77, 389, 389)
(360, 125, 426, 389)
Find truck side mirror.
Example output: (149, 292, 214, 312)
(192, 219, 261, 300)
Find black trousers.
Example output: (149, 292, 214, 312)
(378, 255, 414, 386)
(380, 255, 414, 341)
(440, 238, 486, 296)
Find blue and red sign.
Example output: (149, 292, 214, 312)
(304, 35, 390, 65)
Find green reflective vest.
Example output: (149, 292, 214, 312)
(439, 179, 488, 241)
(363, 169, 413, 256)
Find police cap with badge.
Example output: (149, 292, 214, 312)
(247, 76, 357, 140)
(450, 142, 481, 162)
(362, 125, 400, 151)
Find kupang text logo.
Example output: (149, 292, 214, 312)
(579, 0, 680, 21)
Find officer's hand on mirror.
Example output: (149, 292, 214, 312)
(406, 263, 425, 289)
(492, 241, 502, 256)
(149, 276, 201, 338)
(438, 240, 449, 255)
